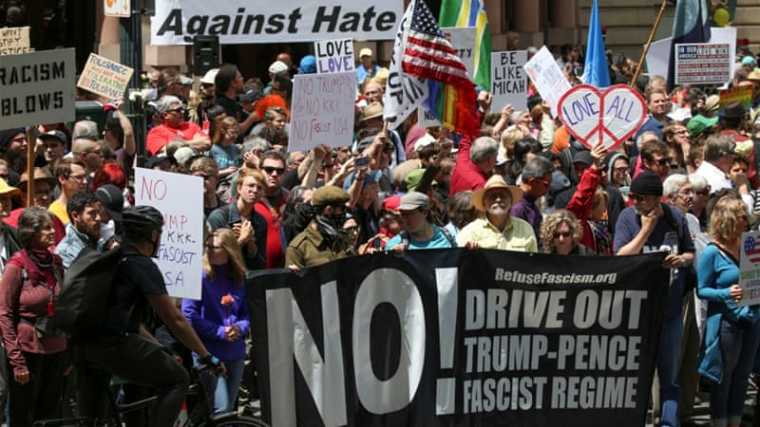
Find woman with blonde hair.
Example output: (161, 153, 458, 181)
(182, 228, 250, 413)
(696, 196, 759, 427)
(540, 209, 591, 255)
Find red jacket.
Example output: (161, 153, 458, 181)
(449, 136, 488, 195)
(566, 166, 601, 253)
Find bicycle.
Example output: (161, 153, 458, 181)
(32, 366, 270, 427)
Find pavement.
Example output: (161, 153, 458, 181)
(646, 385, 757, 426)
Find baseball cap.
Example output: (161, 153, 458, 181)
(399, 191, 429, 211)
(95, 184, 124, 221)
(359, 48, 373, 58)
(200, 68, 219, 85)
(38, 130, 68, 146)
(268, 61, 289, 75)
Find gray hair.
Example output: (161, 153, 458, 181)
(18, 207, 53, 249)
(663, 174, 689, 198)
(635, 131, 659, 149)
(688, 173, 709, 192)
(703, 135, 736, 162)
(243, 135, 271, 154)
(155, 95, 183, 114)
(72, 120, 99, 141)
(470, 137, 499, 163)
(521, 156, 554, 179)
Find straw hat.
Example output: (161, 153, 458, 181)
(19, 167, 55, 187)
(472, 175, 523, 211)
(0, 178, 20, 198)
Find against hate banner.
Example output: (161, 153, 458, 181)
(0, 48, 75, 129)
(491, 50, 528, 112)
(151, 0, 403, 45)
(290, 71, 356, 152)
(135, 168, 204, 300)
(249, 250, 667, 427)
(314, 38, 355, 74)
(77, 53, 134, 101)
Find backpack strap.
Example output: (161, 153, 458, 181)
(438, 226, 457, 248)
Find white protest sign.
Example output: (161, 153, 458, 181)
(675, 42, 731, 86)
(557, 84, 648, 151)
(0, 49, 76, 129)
(417, 107, 441, 128)
(104, 0, 130, 17)
(441, 26, 476, 78)
(151, 0, 403, 45)
(77, 53, 134, 101)
(314, 38, 355, 74)
(290, 71, 356, 152)
(135, 168, 204, 300)
(646, 27, 737, 80)
(523, 46, 571, 117)
(491, 50, 528, 111)
(740, 231, 760, 306)
(0, 26, 31, 56)
(383, 1, 428, 129)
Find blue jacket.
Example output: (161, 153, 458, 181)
(696, 244, 759, 383)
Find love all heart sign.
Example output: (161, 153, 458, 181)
(557, 84, 648, 151)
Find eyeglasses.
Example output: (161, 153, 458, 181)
(553, 231, 572, 239)
(613, 166, 629, 173)
(262, 166, 285, 175)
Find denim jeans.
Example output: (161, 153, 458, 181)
(212, 358, 245, 414)
(710, 317, 760, 426)
(655, 314, 683, 427)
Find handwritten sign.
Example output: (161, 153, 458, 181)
(441, 27, 476, 78)
(417, 107, 441, 128)
(0, 26, 31, 56)
(105, 0, 130, 17)
(557, 84, 648, 151)
(135, 168, 203, 300)
(491, 50, 528, 111)
(720, 86, 753, 109)
(290, 71, 356, 152)
(675, 43, 731, 86)
(740, 232, 760, 306)
(314, 38, 355, 74)
(0, 49, 76, 129)
(523, 46, 571, 117)
(77, 53, 134, 101)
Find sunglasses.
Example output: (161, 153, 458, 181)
(553, 231, 572, 239)
(263, 166, 285, 175)
(656, 158, 673, 166)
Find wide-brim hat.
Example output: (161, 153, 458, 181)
(0, 178, 20, 198)
(360, 102, 384, 122)
(472, 175, 523, 212)
(19, 167, 55, 187)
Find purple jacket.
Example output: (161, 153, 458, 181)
(182, 266, 250, 362)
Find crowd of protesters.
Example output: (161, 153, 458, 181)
(3, 43, 760, 426)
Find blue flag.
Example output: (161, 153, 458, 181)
(667, 0, 711, 88)
(581, 0, 610, 87)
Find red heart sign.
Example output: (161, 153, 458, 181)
(557, 84, 648, 151)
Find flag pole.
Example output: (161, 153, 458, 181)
(630, 0, 669, 87)
(25, 127, 37, 207)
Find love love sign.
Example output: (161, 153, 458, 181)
(557, 84, 648, 150)
(315, 38, 355, 74)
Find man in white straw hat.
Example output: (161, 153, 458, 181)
(456, 174, 537, 252)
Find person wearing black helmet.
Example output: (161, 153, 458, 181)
(76, 205, 224, 427)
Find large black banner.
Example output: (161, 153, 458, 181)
(248, 249, 668, 427)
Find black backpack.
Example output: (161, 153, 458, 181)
(54, 247, 123, 338)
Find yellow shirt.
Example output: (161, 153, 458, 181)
(48, 200, 69, 225)
(456, 216, 537, 253)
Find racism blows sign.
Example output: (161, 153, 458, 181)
(248, 250, 667, 427)
(151, 0, 403, 45)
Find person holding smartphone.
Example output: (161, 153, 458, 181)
(614, 171, 695, 427)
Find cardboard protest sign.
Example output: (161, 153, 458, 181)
(0, 26, 32, 56)
(418, 107, 441, 128)
(104, 0, 130, 17)
(250, 250, 667, 427)
(290, 71, 356, 152)
(314, 38, 355, 74)
(720, 86, 753, 109)
(0, 49, 76, 129)
(523, 46, 571, 117)
(740, 232, 760, 306)
(491, 50, 528, 111)
(135, 168, 204, 300)
(646, 27, 737, 81)
(441, 26, 476, 78)
(557, 84, 648, 151)
(77, 53, 134, 101)
(675, 43, 731, 86)
(151, 0, 403, 45)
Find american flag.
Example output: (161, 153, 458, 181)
(402, 0, 472, 89)
(744, 235, 760, 264)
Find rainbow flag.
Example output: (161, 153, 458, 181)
(439, 0, 492, 90)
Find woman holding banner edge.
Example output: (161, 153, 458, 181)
(696, 195, 760, 427)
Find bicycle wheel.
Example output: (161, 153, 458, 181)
(209, 413, 271, 426)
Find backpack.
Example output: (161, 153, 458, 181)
(53, 247, 123, 338)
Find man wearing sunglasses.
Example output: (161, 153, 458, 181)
(639, 138, 671, 181)
(146, 95, 210, 156)
(614, 171, 694, 427)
